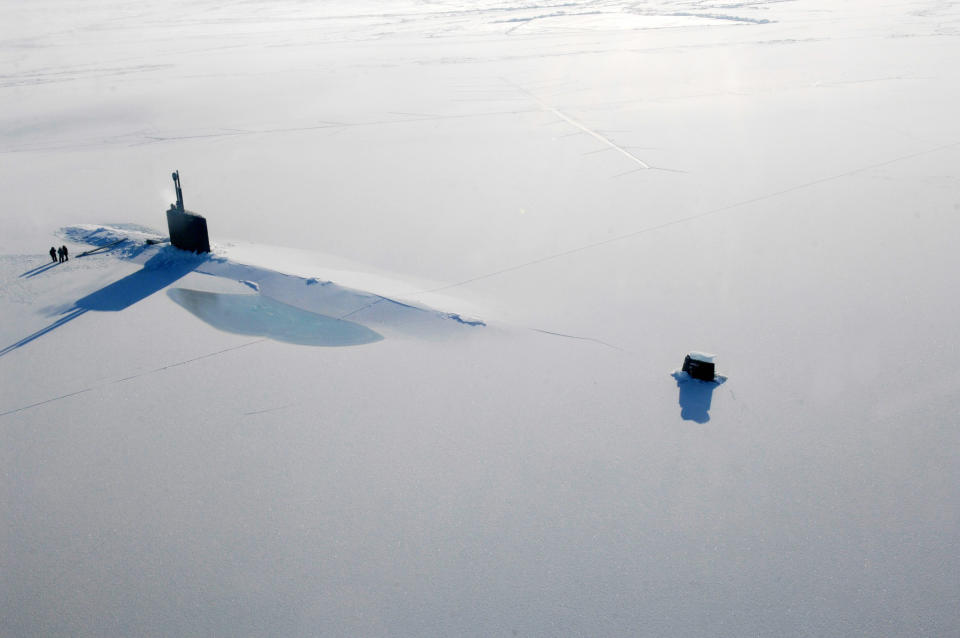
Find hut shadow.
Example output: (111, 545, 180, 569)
(673, 372, 726, 423)
(0, 251, 202, 358)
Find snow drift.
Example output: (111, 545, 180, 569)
(59, 224, 485, 345)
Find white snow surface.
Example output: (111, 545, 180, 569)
(2, 1, 960, 637)
(687, 351, 716, 364)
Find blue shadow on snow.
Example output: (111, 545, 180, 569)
(20, 261, 60, 279)
(0, 251, 202, 358)
(673, 371, 726, 424)
(75, 255, 199, 311)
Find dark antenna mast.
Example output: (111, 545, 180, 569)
(172, 171, 184, 212)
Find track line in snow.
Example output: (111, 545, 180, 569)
(413, 139, 960, 295)
(112, 338, 268, 383)
(648, 166, 689, 174)
(0, 338, 266, 419)
(339, 297, 385, 320)
(583, 147, 616, 155)
(1, 109, 543, 154)
(530, 328, 625, 352)
(244, 403, 296, 416)
(0, 388, 93, 418)
(612, 167, 646, 179)
(506, 79, 653, 170)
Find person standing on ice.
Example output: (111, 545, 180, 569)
(56, 246, 63, 263)
(61, 245, 69, 262)
(49, 246, 57, 263)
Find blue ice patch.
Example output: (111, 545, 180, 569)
(168, 288, 383, 347)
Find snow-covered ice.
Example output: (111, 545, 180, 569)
(2, 1, 959, 636)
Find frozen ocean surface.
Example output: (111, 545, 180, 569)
(1, 1, 959, 637)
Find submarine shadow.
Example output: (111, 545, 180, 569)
(1, 251, 202, 358)
(76, 254, 201, 311)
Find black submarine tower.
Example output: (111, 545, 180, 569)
(166, 171, 210, 253)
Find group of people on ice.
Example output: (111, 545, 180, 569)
(50, 245, 69, 263)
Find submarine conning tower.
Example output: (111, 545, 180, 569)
(166, 170, 210, 253)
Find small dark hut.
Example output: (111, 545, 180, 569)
(682, 352, 716, 382)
